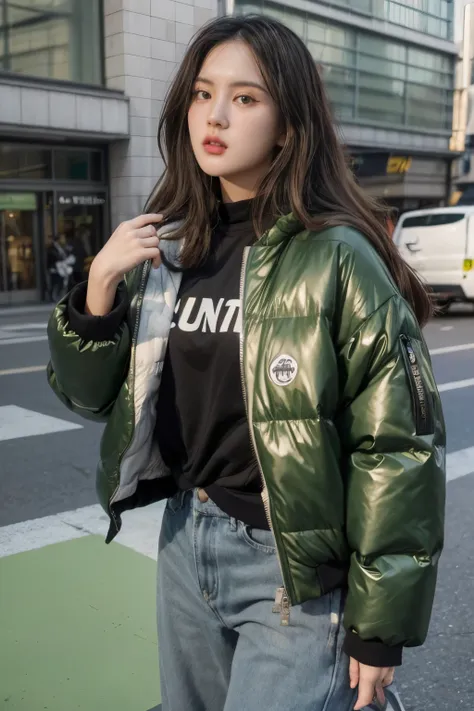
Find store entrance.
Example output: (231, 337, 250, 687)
(0, 192, 40, 305)
(56, 192, 106, 278)
(0, 189, 108, 305)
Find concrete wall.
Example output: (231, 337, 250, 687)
(0, 76, 129, 142)
(103, 0, 218, 229)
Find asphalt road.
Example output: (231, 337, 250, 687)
(0, 302, 473, 711)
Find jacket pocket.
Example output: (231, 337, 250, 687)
(399, 335, 434, 436)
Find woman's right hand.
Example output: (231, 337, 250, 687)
(91, 213, 163, 287)
(86, 213, 163, 316)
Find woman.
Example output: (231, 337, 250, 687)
(47, 15, 445, 711)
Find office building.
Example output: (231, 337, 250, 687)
(0, 0, 456, 303)
(229, 0, 457, 215)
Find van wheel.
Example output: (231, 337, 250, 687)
(435, 300, 451, 315)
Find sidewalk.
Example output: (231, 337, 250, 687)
(0, 533, 162, 711)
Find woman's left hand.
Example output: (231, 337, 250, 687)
(349, 657, 395, 710)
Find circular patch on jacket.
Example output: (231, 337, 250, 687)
(269, 354, 298, 386)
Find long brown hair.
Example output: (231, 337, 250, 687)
(147, 14, 432, 325)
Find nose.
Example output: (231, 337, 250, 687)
(207, 100, 229, 129)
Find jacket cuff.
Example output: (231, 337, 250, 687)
(343, 631, 403, 667)
(67, 280, 129, 342)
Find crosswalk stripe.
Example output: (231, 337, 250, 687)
(1, 322, 48, 331)
(0, 405, 82, 442)
(446, 446, 474, 482)
(0, 336, 474, 356)
(0, 335, 48, 346)
(1, 446, 473, 559)
(0, 502, 165, 559)
(430, 343, 474, 355)
(438, 378, 474, 392)
(0, 365, 46, 376)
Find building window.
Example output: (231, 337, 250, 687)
(54, 150, 89, 181)
(382, 0, 452, 40)
(0, 0, 103, 85)
(233, 0, 453, 40)
(0, 144, 52, 180)
(0, 143, 105, 182)
(234, 1, 454, 132)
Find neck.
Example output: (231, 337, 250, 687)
(219, 163, 271, 203)
(219, 181, 256, 204)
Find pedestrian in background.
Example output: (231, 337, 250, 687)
(46, 234, 75, 301)
(47, 15, 446, 711)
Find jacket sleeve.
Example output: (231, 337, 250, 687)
(337, 294, 446, 667)
(47, 280, 131, 422)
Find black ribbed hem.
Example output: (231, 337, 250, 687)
(67, 280, 129, 342)
(343, 632, 403, 667)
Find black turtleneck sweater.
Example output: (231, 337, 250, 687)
(156, 198, 269, 529)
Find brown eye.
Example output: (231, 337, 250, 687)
(236, 95, 255, 105)
(194, 89, 210, 100)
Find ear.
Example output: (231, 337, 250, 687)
(276, 132, 286, 148)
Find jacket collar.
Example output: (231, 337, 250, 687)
(258, 213, 304, 246)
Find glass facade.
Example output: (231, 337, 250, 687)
(0, 194, 37, 294)
(235, 1, 454, 132)
(0, 142, 108, 304)
(0, 0, 103, 85)
(317, 0, 453, 40)
(0, 144, 105, 182)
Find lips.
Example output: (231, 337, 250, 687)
(203, 136, 227, 148)
(202, 136, 227, 155)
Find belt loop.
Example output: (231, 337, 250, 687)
(229, 517, 238, 532)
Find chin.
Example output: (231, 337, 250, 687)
(198, 165, 224, 177)
(196, 163, 235, 179)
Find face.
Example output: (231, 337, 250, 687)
(187, 40, 285, 202)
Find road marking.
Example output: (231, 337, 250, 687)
(0, 502, 165, 558)
(0, 305, 52, 316)
(447, 447, 474, 482)
(1, 322, 47, 331)
(0, 335, 48, 345)
(430, 342, 474, 355)
(1, 444, 474, 559)
(438, 378, 474, 392)
(0, 365, 46, 376)
(0, 405, 82, 442)
(0, 335, 472, 352)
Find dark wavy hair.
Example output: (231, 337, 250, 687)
(147, 14, 432, 325)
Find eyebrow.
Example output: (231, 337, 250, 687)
(195, 76, 268, 93)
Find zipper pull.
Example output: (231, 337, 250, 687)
(273, 586, 285, 613)
(280, 591, 290, 626)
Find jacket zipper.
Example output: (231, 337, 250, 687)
(239, 246, 291, 624)
(109, 260, 151, 528)
(399, 334, 434, 436)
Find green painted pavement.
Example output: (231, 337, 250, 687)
(0, 535, 161, 711)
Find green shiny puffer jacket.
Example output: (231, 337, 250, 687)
(47, 214, 446, 664)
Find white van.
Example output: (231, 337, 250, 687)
(393, 207, 474, 312)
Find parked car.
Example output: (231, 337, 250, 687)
(393, 207, 474, 313)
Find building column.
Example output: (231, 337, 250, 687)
(103, 0, 218, 231)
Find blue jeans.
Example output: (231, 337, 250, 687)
(157, 490, 378, 711)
